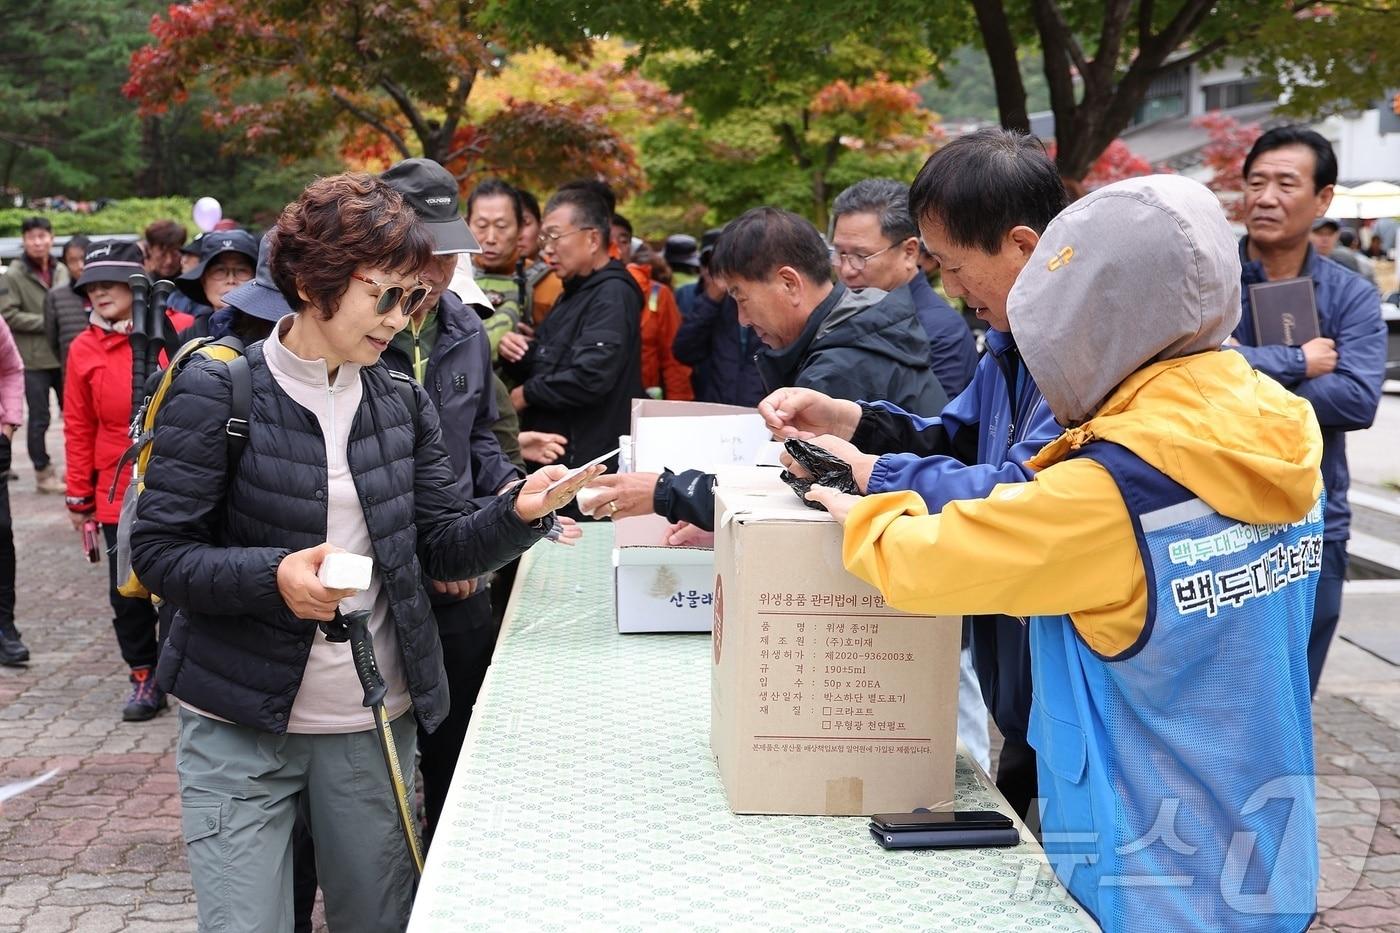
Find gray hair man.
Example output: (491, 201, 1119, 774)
(831, 179, 978, 396)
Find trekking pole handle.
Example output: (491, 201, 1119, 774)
(341, 609, 388, 709)
(319, 610, 351, 643)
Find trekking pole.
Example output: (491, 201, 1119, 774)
(149, 279, 176, 357)
(149, 279, 179, 359)
(127, 274, 152, 432)
(321, 609, 426, 876)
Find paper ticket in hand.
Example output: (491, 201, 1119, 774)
(576, 486, 608, 517)
(545, 447, 619, 495)
(318, 551, 373, 591)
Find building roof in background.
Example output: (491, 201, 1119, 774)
(1120, 101, 1280, 170)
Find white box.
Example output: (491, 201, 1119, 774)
(612, 400, 773, 634)
(318, 551, 373, 591)
(614, 514, 716, 634)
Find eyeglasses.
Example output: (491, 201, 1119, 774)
(832, 241, 903, 272)
(205, 264, 254, 283)
(350, 271, 432, 316)
(537, 227, 595, 251)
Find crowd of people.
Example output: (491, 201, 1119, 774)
(0, 122, 1390, 932)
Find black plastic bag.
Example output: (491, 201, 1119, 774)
(780, 437, 860, 511)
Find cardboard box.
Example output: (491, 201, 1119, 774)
(612, 401, 776, 634)
(711, 476, 962, 815)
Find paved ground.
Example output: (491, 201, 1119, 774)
(1, 426, 1398, 932)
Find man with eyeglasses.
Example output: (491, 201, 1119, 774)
(498, 183, 643, 473)
(832, 179, 978, 397)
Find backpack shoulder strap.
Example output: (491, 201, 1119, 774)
(224, 354, 251, 471)
(192, 336, 250, 474)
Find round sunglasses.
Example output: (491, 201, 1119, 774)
(351, 271, 432, 316)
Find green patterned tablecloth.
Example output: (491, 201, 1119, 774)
(409, 527, 1097, 932)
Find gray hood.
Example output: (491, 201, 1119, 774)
(1006, 174, 1240, 426)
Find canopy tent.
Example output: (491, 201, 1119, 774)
(1330, 182, 1400, 220)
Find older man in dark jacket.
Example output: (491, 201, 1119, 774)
(499, 184, 643, 471)
(1, 217, 68, 493)
(587, 207, 945, 525)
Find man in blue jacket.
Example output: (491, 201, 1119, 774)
(831, 178, 978, 397)
(762, 128, 1068, 822)
(1227, 126, 1386, 694)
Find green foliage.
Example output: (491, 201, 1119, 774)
(146, 86, 344, 226)
(0, 198, 195, 237)
(967, 0, 1400, 179)
(632, 113, 926, 235)
(1247, 3, 1400, 121)
(492, 1, 963, 227)
(919, 46, 1049, 124)
(0, 0, 162, 196)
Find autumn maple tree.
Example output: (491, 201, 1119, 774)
(461, 45, 684, 198)
(1044, 138, 1159, 199)
(795, 74, 944, 225)
(1194, 112, 1262, 222)
(124, 0, 646, 187)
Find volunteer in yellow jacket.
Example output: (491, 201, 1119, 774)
(807, 175, 1324, 933)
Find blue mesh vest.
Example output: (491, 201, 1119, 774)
(1027, 441, 1321, 933)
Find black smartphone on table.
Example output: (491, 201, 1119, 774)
(868, 809, 1020, 850)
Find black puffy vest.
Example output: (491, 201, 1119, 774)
(131, 342, 542, 734)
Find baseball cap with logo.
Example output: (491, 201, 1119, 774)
(176, 229, 259, 305)
(74, 240, 146, 296)
(379, 158, 481, 256)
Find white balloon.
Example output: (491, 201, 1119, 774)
(192, 196, 223, 233)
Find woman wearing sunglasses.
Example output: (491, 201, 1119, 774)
(129, 173, 597, 933)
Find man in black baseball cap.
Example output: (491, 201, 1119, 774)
(199, 231, 291, 345)
(378, 157, 529, 850)
(379, 157, 482, 254)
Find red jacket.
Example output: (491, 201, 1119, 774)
(625, 263, 694, 401)
(64, 313, 191, 523)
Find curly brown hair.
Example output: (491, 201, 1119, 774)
(270, 173, 433, 318)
